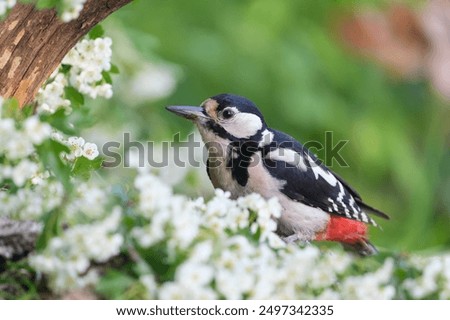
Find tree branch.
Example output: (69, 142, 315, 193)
(0, 0, 132, 107)
(0, 218, 41, 262)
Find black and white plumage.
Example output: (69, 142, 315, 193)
(167, 93, 389, 255)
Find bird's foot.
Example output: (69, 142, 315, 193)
(282, 234, 312, 248)
(282, 234, 300, 244)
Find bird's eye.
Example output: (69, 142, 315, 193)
(221, 108, 235, 119)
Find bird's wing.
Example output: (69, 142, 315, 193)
(262, 130, 388, 225)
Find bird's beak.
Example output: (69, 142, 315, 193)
(166, 105, 205, 121)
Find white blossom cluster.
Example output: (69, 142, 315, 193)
(0, 113, 61, 220)
(132, 170, 283, 251)
(48, 131, 99, 162)
(129, 172, 376, 299)
(132, 171, 203, 250)
(129, 171, 450, 300)
(64, 136, 99, 161)
(63, 37, 113, 99)
(17, 163, 450, 298)
(65, 182, 108, 222)
(403, 255, 450, 299)
(29, 207, 124, 292)
(333, 258, 396, 299)
(0, 0, 15, 17)
(0, 99, 98, 220)
(36, 72, 71, 114)
(0, 115, 51, 163)
(0, 179, 64, 220)
(0, 0, 86, 21)
(37, 37, 113, 114)
(60, 0, 87, 22)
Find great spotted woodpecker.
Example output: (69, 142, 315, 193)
(167, 93, 389, 256)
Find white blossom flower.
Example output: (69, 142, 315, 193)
(0, 0, 15, 16)
(0, 118, 16, 154)
(96, 83, 113, 99)
(158, 282, 186, 300)
(135, 172, 173, 213)
(215, 269, 245, 299)
(340, 258, 395, 299)
(31, 170, 50, 185)
(175, 261, 214, 287)
(67, 136, 85, 158)
(51, 131, 65, 143)
(267, 232, 286, 249)
(5, 132, 34, 160)
(60, 0, 86, 22)
(24, 116, 52, 145)
(128, 64, 177, 102)
(65, 182, 107, 220)
(140, 274, 158, 299)
(189, 241, 214, 263)
(158, 282, 217, 300)
(82, 142, 99, 160)
(11, 159, 39, 187)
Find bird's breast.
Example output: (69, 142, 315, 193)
(197, 125, 246, 198)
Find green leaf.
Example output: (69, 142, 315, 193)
(1, 99, 34, 121)
(40, 109, 76, 135)
(21, 104, 35, 118)
(35, 0, 60, 9)
(2, 98, 20, 119)
(95, 270, 135, 299)
(88, 24, 105, 40)
(36, 139, 72, 191)
(71, 156, 103, 180)
(65, 86, 85, 108)
(109, 64, 120, 74)
(60, 64, 71, 74)
(135, 243, 171, 282)
(135, 242, 188, 283)
(35, 209, 63, 251)
(102, 71, 113, 84)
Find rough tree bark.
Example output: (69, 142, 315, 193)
(0, 0, 132, 261)
(0, 218, 41, 262)
(0, 0, 132, 107)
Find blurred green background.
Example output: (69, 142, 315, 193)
(92, 0, 448, 253)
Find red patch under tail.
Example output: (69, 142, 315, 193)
(315, 215, 368, 243)
(315, 216, 377, 256)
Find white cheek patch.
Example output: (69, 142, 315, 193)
(221, 113, 263, 138)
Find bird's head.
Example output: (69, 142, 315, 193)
(166, 94, 267, 141)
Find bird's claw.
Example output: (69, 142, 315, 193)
(282, 234, 300, 244)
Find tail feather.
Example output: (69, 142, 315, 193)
(357, 201, 390, 220)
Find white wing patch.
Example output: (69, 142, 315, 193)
(308, 155, 338, 186)
(266, 148, 308, 171)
